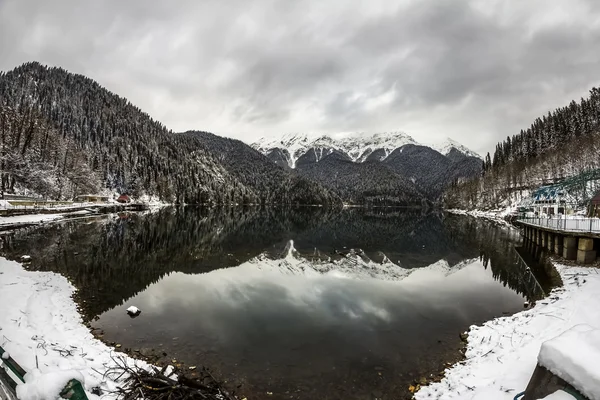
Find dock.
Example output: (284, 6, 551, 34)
(516, 218, 600, 264)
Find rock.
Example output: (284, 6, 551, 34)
(126, 306, 141, 317)
(459, 332, 468, 342)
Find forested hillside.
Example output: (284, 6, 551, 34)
(383, 144, 482, 199)
(0, 105, 100, 198)
(0, 62, 338, 205)
(297, 151, 427, 207)
(181, 131, 340, 205)
(445, 88, 600, 209)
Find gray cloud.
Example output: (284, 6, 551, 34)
(1, 0, 600, 154)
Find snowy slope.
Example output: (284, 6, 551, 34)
(429, 137, 483, 159)
(0, 256, 152, 400)
(253, 131, 417, 168)
(252, 132, 481, 168)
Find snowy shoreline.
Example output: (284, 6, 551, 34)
(415, 261, 600, 399)
(0, 257, 149, 399)
(445, 208, 515, 228)
(0, 202, 168, 230)
(2, 235, 598, 399)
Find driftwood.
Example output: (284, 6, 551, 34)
(104, 353, 239, 400)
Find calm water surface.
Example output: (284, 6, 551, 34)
(1, 207, 549, 400)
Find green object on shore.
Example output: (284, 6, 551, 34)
(0, 345, 26, 383)
(59, 379, 88, 400)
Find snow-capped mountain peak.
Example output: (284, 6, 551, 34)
(252, 131, 417, 168)
(431, 137, 482, 159)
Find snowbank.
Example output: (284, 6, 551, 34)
(538, 325, 600, 400)
(446, 208, 515, 227)
(416, 264, 600, 400)
(0, 257, 148, 399)
(0, 213, 66, 227)
(0, 209, 98, 229)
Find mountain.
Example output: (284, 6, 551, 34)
(445, 87, 600, 210)
(253, 131, 418, 168)
(382, 144, 484, 198)
(252, 132, 480, 169)
(296, 151, 427, 207)
(382, 144, 455, 198)
(252, 132, 482, 201)
(0, 62, 339, 205)
(180, 131, 340, 205)
(430, 137, 482, 159)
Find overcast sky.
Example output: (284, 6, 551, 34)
(1, 0, 600, 155)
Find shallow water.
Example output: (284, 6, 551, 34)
(1, 207, 548, 399)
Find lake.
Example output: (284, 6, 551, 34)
(0, 207, 550, 400)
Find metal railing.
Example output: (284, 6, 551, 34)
(517, 217, 600, 233)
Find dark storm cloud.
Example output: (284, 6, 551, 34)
(1, 0, 600, 154)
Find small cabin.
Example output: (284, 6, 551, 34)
(74, 194, 109, 203)
(117, 194, 131, 203)
(588, 191, 600, 218)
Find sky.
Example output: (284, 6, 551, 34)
(1, 0, 600, 155)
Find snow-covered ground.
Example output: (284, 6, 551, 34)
(446, 208, 515, 227)
(0, 213, 74, 228)
(416, 264, 600, 400)
(0, 257, 148, 400)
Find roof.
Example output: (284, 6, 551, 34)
(532, 186, 567, 201)
(591, 191, 600, 203)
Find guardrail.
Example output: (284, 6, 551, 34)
(517, 217, 600, 233)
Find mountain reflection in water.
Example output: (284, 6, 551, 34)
(0, 207, 549, 400)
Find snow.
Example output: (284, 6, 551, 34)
(0, 257, 151, 399)
(126, 305, 140, 314)
(446, 208, 516, 228)
(1, 351, 9, 360)
(0, 213, 65, 227)
(17, 369, 85, 400)
(428, 137, 483, 159)
(415, 264, 600, 400)
(252, 131, 418, 168)
(542, 391, 576, 399)
(0, 200, 14, 209)
(252, 132, 482, 168)
(0, 209, 99, 229)
(538, 325, 600, 400)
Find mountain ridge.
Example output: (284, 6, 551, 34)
(252, 132, 481, 169)
(252, 132, 483, 202)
